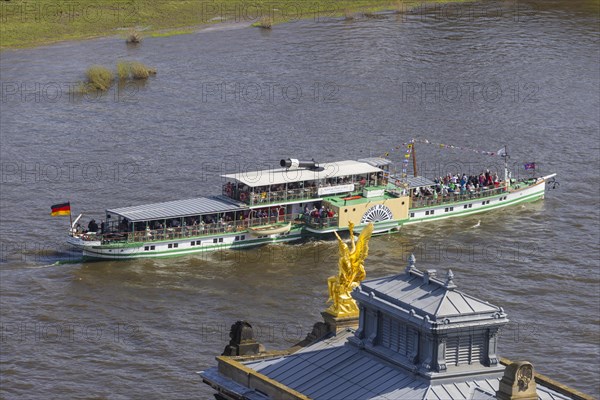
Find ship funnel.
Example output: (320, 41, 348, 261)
(280, 158, 322, 171)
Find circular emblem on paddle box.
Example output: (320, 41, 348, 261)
(360, 204, 393, 223)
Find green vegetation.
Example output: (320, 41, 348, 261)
(126, 28, 142, 44)
(252, 16, 273, 29)
(86, 65, 114, 91)
(116, 61, 156, 80)
(1, 0, 472, 49)
(129, 61, 157, 79)
(116, 61, 130, 80)
(149, 30, 196, 38)
(74, 62, 155, 94)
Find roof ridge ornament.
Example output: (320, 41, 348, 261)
(445, 269, 457, 289)
(406, 253, 417, 274)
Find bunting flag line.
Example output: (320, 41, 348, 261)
(381, 138, 509, 159)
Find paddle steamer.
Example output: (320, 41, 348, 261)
(65, 151, 556, 259)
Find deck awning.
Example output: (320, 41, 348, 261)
(106, 196, 246, 222)
(357, 157, 393, 167)
(221, 160, 382, 188)
(407, 176, 435, 188)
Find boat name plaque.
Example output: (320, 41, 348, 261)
(318, 184, 355, 196)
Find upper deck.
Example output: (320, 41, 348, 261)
(221, 159, 388, 206)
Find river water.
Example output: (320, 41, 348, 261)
(1, 1, 599, 398)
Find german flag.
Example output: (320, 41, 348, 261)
(51, 202, 71, 216)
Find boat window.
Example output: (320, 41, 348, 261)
(464, 205, 468, 209)
(218, 238, 223, 243)
(425, 211, 429, 215)
(213, 238, 218, 244)
(482, 201, 486, 205)
(168, 244, 173, 248)
(430, 210, 435, 215)
(144, 246, 149, 251)
(150, 245, 155, 250)
(469, 204, 472, 208)
(241, 235, 245, 240)
(191, 241, 195, 246)
(173, 243, 178, 248)
(410, 213, 415, 218)
(449, 207, 454, 211)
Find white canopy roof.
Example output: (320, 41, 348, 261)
(106, 196, 246, 222)
(221, 160, 382, 188)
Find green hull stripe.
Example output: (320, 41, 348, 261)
(83, 235, 303, 258)
(405, 189, 544, 224)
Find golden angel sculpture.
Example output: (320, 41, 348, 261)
(326, 221, 374, 318)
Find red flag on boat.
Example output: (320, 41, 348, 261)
(51, 202, 71, 216)
(524, 163, 536, 171)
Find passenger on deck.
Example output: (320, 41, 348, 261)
(88, 219, 98, 233)
(320, 207, 327, 220)
(311, 206, 319, 223)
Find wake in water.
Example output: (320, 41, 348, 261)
(471, 220, 481, 228)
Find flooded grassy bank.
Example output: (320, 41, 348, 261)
(0, 0, 470, 49)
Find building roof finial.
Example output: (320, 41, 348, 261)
(406, 253, 416, 274)
(445, 269, 457, 289)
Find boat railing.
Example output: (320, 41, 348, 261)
(410, 186, 508, 209)
(247, 188, 320, 206)
(98, 213, 302, 243)
(241, 184, 370, 206)
(305, 216, 339, 229)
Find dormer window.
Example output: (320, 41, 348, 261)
(445, 334, 485, 366)
(378, 314, 416, 358)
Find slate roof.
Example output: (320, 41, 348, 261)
(213, 329, 570, 400)
(356, 272, 500, 321)
(106, 196, 246, 222)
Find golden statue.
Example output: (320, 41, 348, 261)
(326, 221, 374, 318)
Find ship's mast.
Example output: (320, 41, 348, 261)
(411, 141, 418, 177)
(503, 145, 509, 190)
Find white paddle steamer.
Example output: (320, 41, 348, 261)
(65, 149, 556, 259)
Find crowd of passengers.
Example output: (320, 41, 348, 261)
(414, 170, 502, 198)
(304, 205, 336, 225)
(224, 173, 383, 203)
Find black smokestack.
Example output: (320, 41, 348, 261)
(280, 158, 322, 171)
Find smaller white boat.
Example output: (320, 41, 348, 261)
(247, 222, 292, 237)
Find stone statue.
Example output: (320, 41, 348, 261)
(326, 221, 374, 317)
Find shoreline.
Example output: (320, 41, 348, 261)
(0, 0, 470, 50)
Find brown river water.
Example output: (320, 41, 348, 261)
(1, 1, 599, 398)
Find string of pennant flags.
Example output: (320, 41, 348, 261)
(382, 138, 507, 159)
(381, 139, 510, 182)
